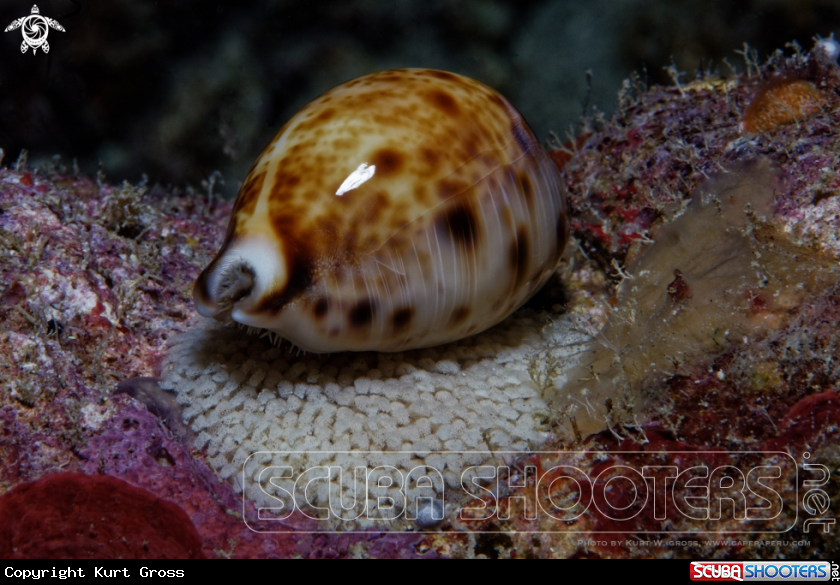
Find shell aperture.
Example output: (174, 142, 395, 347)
(194, 68, 569, 352)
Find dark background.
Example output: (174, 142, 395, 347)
(1, 0, 838, 198)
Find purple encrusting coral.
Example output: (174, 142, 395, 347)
(0, 40, 839, 559)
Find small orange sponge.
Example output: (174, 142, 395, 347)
(740, 79, 826, 133)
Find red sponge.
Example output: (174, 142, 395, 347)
(0, 473, 205, 559)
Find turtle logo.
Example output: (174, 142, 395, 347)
(4, 5, 65, 54)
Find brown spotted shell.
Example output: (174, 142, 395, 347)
(194, 68, 569, 352)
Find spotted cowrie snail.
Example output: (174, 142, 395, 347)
(194, 68, 569, 352)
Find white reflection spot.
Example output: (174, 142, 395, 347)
(336, 163, 376, 196)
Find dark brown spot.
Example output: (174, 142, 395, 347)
(427, 90, 459, 116)
(518, 172, 534, 207)
(557, 206, 568, 239)
(349, 299, 376, 328)
(510, 227, 530, 289)
(315, 216, 339, 238)
(438, 202, 478, 248)
(391, 307, 414, 333)
(340, 230, 359, 260)
(371, 148, 404, 176)
(257, 271, 311, 314)
(421, 147, 440, 168)
(488, 92, 506, 109)
(463, 137, 479, 158)
(232, 171, 266, 220)
(428, 70, 459, 82)
(413, 184, 430, 204)
(667, 269, 691, 303)
(374, 73, 403, 84)
(272, 169, 301, 201)
(449, 305, 470, 326)
(372, 113, 399, 127)
(314, 297, 329, 318)
(437, 179, 468, 200)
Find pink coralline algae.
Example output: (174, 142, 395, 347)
(0, 164, 438, 558)
(561, 43, 840, 264)
(0, 473, 205, 559)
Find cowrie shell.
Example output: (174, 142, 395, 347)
(194, 69, 569, 352)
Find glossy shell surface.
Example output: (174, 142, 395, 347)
(194, 68, 569, 352)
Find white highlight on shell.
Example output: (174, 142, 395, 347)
(336, 163, 376, 196)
